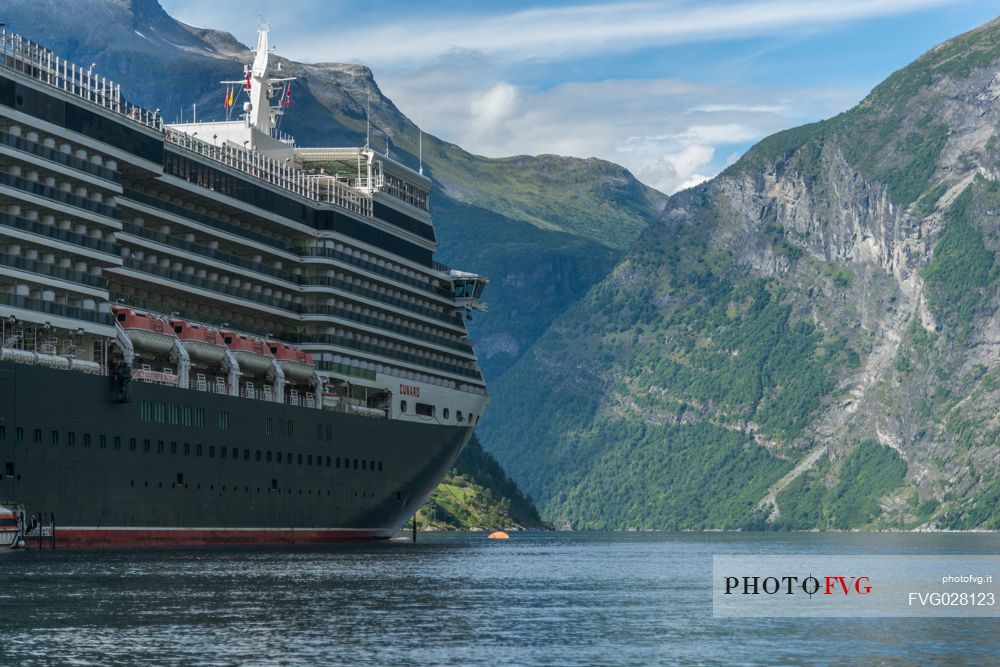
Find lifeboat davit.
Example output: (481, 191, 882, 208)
(171, 319, 227, 364)
(268, 341, 316, 382)
(222, 331, 273, 374)
(113, 307, 175, 354)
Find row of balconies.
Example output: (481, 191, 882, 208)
(123, 185, 453, 301)
(117, 254, 475, 363)
(0, 163, 118, 220)
(0, 279, 113, 324)
(0, 123, 121, 183)
(120, 217, 463, 329)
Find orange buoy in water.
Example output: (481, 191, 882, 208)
(487, 531, 509, 540)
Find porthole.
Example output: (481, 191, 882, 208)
(443, 408, 450, 419)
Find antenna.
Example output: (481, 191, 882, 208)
(419, 130, 423, 176)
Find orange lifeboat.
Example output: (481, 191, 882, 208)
(171, 319, 227, 364)
(222, 330, 274, 374)
(113, 307, 175, 354)
(268, 341, 316, 382)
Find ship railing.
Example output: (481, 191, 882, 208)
(132, 368, 179, 386)
(0, 28, 162, 132)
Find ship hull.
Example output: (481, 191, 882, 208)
(0, 361, 473, 547)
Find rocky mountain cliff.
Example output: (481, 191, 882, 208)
(480, 17, 1000, 530)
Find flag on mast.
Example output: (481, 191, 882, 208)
(245, 71, 251, 91)
(284, 84, 291, 109)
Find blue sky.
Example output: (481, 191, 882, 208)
(160, 0, 1000, 193)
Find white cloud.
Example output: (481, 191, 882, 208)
(468, 82, 521, 138)
(380, 70, 862, 193)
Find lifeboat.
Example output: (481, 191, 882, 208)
(113, 307, 175, 354)
(171, 319, 227, 364)
(222, 331, 274, 374)
(268, 341, 316, 382)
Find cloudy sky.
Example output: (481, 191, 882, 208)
(160, 0, 998, 194)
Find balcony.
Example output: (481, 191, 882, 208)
(0, 290, 113, 325)
(0, 171, 118, 219)
(0, 131, 121, 184)
(0, 251, 107, 289)
(0, 211, 117, 255)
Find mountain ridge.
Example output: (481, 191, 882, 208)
(479, 14, 1000, 530)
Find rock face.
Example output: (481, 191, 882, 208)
(480, 18, 1000, 530)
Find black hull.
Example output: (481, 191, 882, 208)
(0, 361, 473, 546)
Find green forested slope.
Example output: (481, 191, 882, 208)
(481, 17, 1000, 530)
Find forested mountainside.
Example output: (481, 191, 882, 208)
(0, 0, 667, 522)
(480, 17, 1000, 530)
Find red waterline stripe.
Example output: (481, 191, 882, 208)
(55, 528, 392, 548)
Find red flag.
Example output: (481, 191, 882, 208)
(245, 72, 251, 91)
(284, 85, 291, 109)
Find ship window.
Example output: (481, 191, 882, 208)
(362, 460, 367, 471)
(170, 442, 178, 455)
(266, 451, 273, 463)
(266, 418, 274, 436)
(256, 450, 262, 462)
(457, 411, 464, 422)
(244, 449, 250, 461)
(307, 455, 313, 465)
(336, 457, 341, 468)
(378, 461, 383, 472)
(143, 439, 150, 452)
(326, 457, 331, 468)
(169, 405, 180, 425)
(219, 411, 230, 432)
(220, 447, 227, 460)
(325, 425, 332, 442)
(196, 444, 203, 457)
(317, 457, 322, 468)
(370, 460, 375, 472)
(184, 443, 191, 456)
(415, 403, 434, 417)
(114, 436, 122, 450)
(287, 452, 292, 464)
(316, 424, 323, 440)
(287, 421, 294, 437)
(51, 431, 59, 446)
(99, 435, 107, 449)
(0, 425, 4, 440)
(67, 432, 75, 446)
(129, 438, 136, 451)
(272, 479, 278, 490)
(400, 400, 408, 413)
(276, 451, 282, 463)
(278, 420, 284, 437)
(209, 445, 215, 458)
(353, 459, 358, 470)
(33, 429, 42, 444)
(298, 454, 303, 465)
(83, 433, 91, 448)
(14, 427, 23, 443)
(195, 408, 205, 428)
(157, 441, 164, 454)
(443, 408, 450, 420)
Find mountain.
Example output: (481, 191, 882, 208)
(480, 17, 1000, 530)
(0, 0, 665, 522)
(415, 435, 548, 531)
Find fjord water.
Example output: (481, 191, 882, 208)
(2, 532, 999, 665)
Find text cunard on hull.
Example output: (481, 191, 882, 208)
(0, 23, 489, 546)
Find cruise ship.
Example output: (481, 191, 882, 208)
(0, 25, 489, 546)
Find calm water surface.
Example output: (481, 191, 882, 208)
(2, 532, 999, 665)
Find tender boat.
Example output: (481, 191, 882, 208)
(172, 319, 228, 363)
(113, 307, 175, 354)
(222, 330, 274, 374)
(269, 341, 316, 382)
